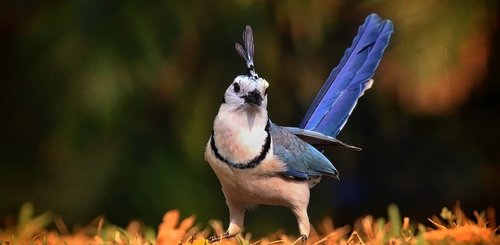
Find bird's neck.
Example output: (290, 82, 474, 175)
(212, 104, 269, 164)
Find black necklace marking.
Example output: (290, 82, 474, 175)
(211, 120, 271, 169)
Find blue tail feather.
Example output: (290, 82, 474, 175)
(299, 14, 393, 137)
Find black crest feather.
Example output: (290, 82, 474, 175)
(235, 25, 258, 78)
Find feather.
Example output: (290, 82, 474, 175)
(283, 126, 361, 151)
(245, 25, 254, 66)
(235, 43, 247, 62)
(299, 14, 393, 137)
(235, 25, 258, 77)
(269, 122, 339, 180)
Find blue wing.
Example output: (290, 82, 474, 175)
(300, 14, 393, 137)
(269, 122, 339, 180)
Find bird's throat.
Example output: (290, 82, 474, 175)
(213, 105, 269, 164)
(245, 109, 258, 131)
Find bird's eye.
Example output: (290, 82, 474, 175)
(233, 83, 240, 93)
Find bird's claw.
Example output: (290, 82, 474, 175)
(300, 234, 308, 244)
(208, 231, 230, 243)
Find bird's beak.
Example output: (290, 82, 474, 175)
(242, 89, 263, 106)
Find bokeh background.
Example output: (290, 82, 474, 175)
(1, 0, 498, 235)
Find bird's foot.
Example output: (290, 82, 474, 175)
(208, 231, 230, 243)
(299, 234, 308, 244)
(292, 234, 308, 245)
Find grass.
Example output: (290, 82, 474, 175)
(0, 202, 498, 244)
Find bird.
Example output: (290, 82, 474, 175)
(204, 14, 393, 243)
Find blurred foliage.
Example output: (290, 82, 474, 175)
(0, 0, 499, 236)
(0, 203, 498, 244)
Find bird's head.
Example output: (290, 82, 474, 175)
(224, 75, 268, 108)
(223, 25, 269, 109)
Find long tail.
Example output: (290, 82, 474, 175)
(299, 14, 393, 137)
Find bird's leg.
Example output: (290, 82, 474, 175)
(226, 198, 246, 237)
(292, 205, 310, 242)
(208, 198, 246, 243)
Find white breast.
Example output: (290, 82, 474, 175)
(205, 103, 306, 207)
(212, 104, 269, 163)
(204, 146, 300, 206)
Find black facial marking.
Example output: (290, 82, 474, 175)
(264, 87, 268, 96)
(242, 89, 263, 106)
(222, 96, 226, 103)
(233, 83, 240, 93)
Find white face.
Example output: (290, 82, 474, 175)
(224, 75, 269, 109)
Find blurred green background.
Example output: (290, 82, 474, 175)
(1, 0, 498, 235)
